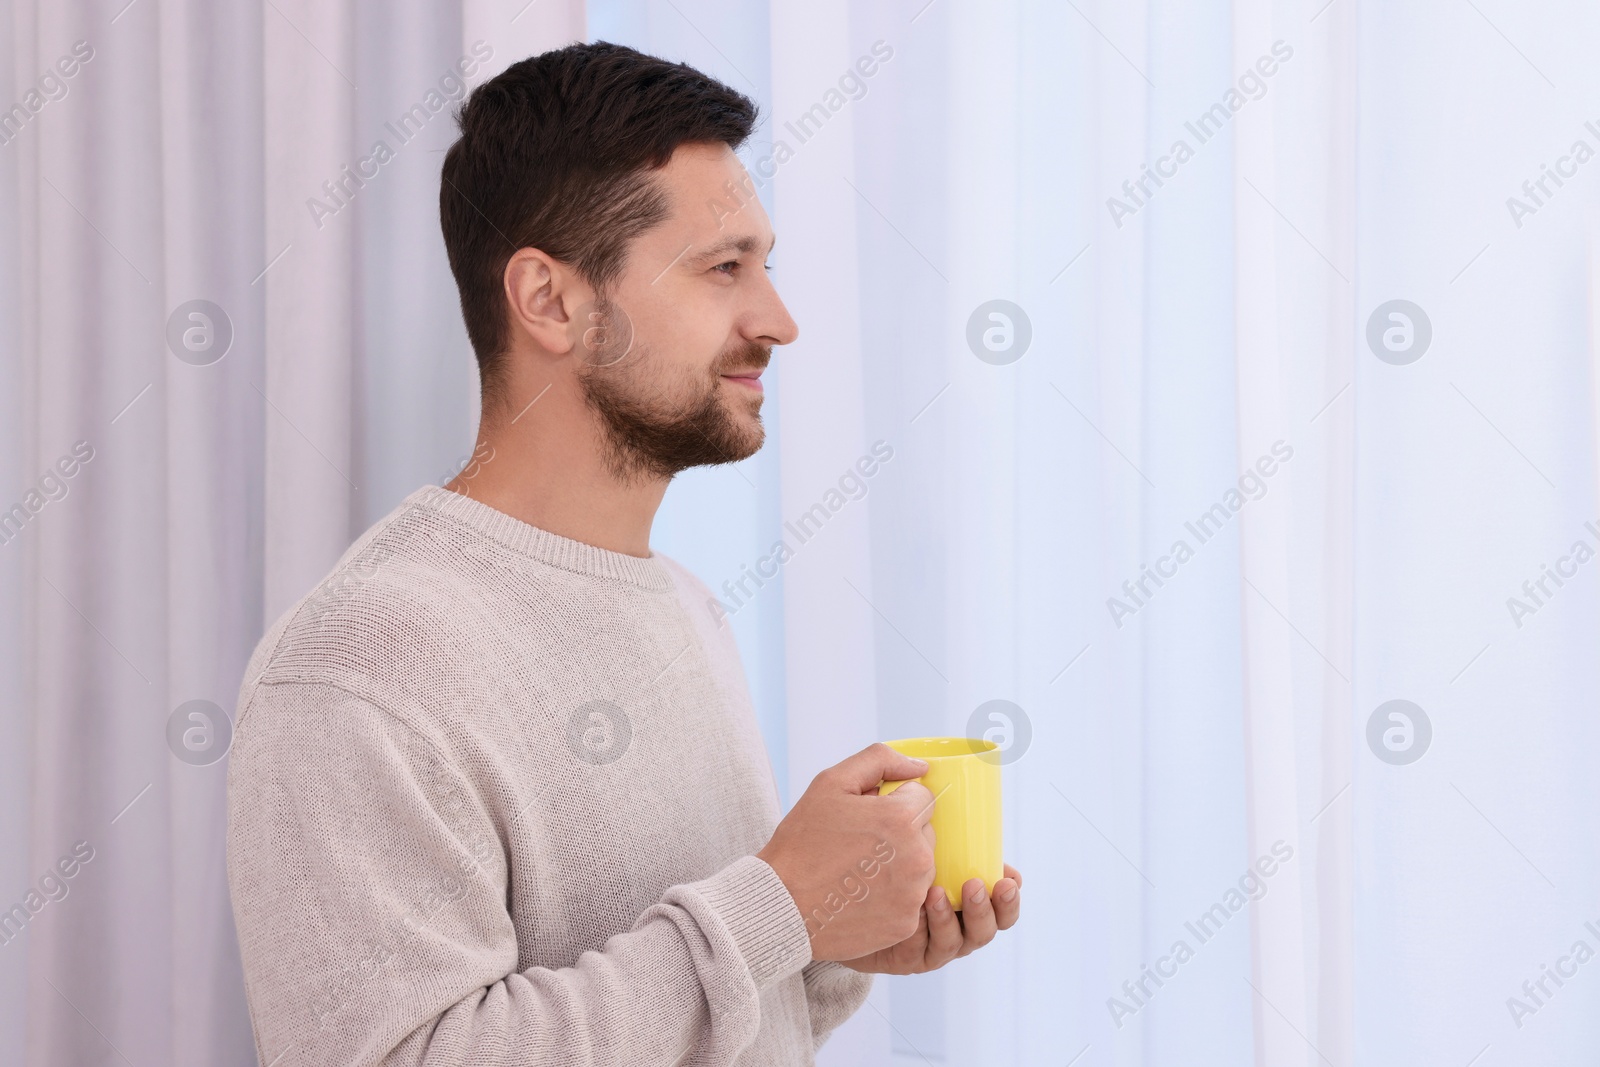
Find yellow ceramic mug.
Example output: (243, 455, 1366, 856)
(878, 736, 1003, 911)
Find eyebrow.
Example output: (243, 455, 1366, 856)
(685, 233, 776, 267)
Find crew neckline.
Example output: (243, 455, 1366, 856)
(405, 484, 674, 592)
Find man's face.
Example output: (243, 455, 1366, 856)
(576, 142, 798, 484)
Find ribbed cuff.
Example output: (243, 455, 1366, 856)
(692, 855, 813, 989)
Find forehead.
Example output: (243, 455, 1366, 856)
(650, 141, 772, 246)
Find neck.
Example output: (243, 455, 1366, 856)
(443, 373, 669, 559)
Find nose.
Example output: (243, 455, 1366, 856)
(751, 270, 800, 347)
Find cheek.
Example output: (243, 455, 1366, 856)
(615, 279, 737, 381)
(636, 330, 727, 392)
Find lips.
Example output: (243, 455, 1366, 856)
(720, 370, 764, 392)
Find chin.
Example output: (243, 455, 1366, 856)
(737, 422, 766, 456)
(732, 416, 766, 458)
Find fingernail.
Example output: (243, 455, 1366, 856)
(972, 882, 987, 903)
(998, 883, 1018, 903)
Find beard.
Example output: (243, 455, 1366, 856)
(577, 297, 770, 485)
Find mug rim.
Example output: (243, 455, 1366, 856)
(883, 736, 998, 760)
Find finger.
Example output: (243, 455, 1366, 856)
(956, 878, 999, 955)
(921, 885, 964, 968)
(887, 904, 931, 975)
(880, 781, 937, 832)
(990, 875, 1021, 930)
(911, 899, 930, 947)
(834, 742, 930, 795)
(1003, 862, 1022, 889)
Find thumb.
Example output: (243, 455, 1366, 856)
(832, 742, 929, 795)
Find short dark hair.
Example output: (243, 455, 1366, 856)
(440, 41, 758, 403)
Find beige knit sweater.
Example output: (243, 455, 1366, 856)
(225, 485, 873, 1066)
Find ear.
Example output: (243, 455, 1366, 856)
(503, 247, 590, 356)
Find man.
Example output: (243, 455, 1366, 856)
(226, 41, 1021, 1066)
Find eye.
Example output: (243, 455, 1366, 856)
(714, 260, 740, 275)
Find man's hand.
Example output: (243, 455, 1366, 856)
(836, 864, 1022, 975)
(757, 743, 940, 963)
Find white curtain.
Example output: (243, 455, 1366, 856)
(4, 1, 1599, 1065)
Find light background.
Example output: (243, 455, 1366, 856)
(3, 0, 1599, 1064)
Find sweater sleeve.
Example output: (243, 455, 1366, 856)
(800, 960, 875, 1051)
(225, 681, 814, 1067)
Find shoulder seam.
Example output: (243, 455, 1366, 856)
(246, 673, 460, 772)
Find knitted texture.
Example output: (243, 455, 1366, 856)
(225, 485, 873, 1066)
